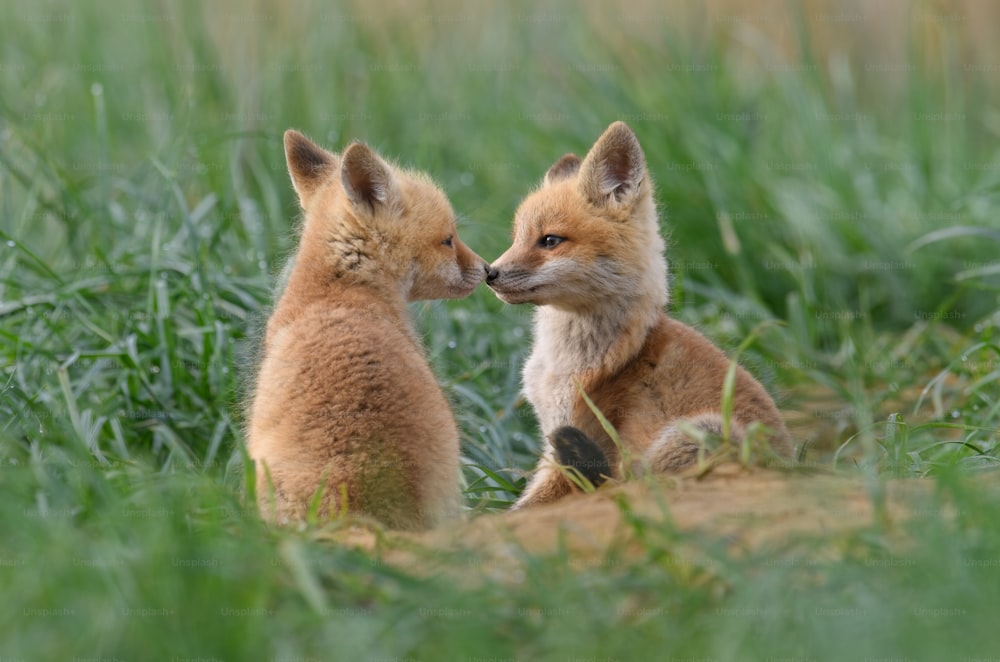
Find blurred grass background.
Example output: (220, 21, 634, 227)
(1, 0, 999, 658)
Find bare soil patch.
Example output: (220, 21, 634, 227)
(322, 465, 956, 572)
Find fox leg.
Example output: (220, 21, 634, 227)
(512, 459, 573, 509)
(512, 426, 613, 509)
(255, 464, 300, 525)
(643, 413, 745, 474)
(550, 426, 611, 488)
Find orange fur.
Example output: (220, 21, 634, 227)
(487, 122, 792, 509)
(247, 130, 487, 528)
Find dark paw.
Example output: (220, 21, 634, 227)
(550, 426, 611, 489)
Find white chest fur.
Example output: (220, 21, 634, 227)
(522, 349, 575, 436)
(522, 300, 661, 439)
(523, 308, 608, 435)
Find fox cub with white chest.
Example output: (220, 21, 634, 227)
(247, 130, 487, 528)
(487, 121, 792, 508)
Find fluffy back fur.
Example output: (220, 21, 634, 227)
(246, 130, 487, 528)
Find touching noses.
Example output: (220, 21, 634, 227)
(485, 264, 500, 284)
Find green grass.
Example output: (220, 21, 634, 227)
(2, 0, 1000, 658)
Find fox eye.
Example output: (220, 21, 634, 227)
(442, 235, 453, 247)
(538, 235, 565, 249)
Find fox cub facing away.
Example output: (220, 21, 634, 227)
(487, 121, 792, 509)
(247, 130, 487, 528)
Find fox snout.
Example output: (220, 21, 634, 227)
(456, 239, 490, 279)
(483, 247, 523, 291)
(483, 260, 512, 291)
(445, 242, 489, 297)
(482, 259, 543, 305)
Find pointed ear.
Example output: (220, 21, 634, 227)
(577, 122, 646, 207)
(284, 130, 338, 208)
(340, 142, 396, 212)
(543, 153, 582, 186)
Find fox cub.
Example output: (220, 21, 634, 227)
(247, 130, 487, 528)
(487, 121, 792, 509)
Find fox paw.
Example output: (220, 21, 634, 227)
(550, 426, 611, 489)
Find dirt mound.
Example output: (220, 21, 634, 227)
(324, 465, 946, 571)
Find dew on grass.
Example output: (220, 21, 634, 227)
(447, 340, 457, 349)
(151, 366, 160, 374)
(6, 240, 14, 248)
(951, 409, 960, 419)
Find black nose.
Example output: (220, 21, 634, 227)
(485, 265, 499, 283)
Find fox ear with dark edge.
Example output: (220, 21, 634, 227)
(543, 153, 582, 186)
(577, 121, 646, 207)
(284, 129, 339, 210)
(340, 142, 397, 212)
